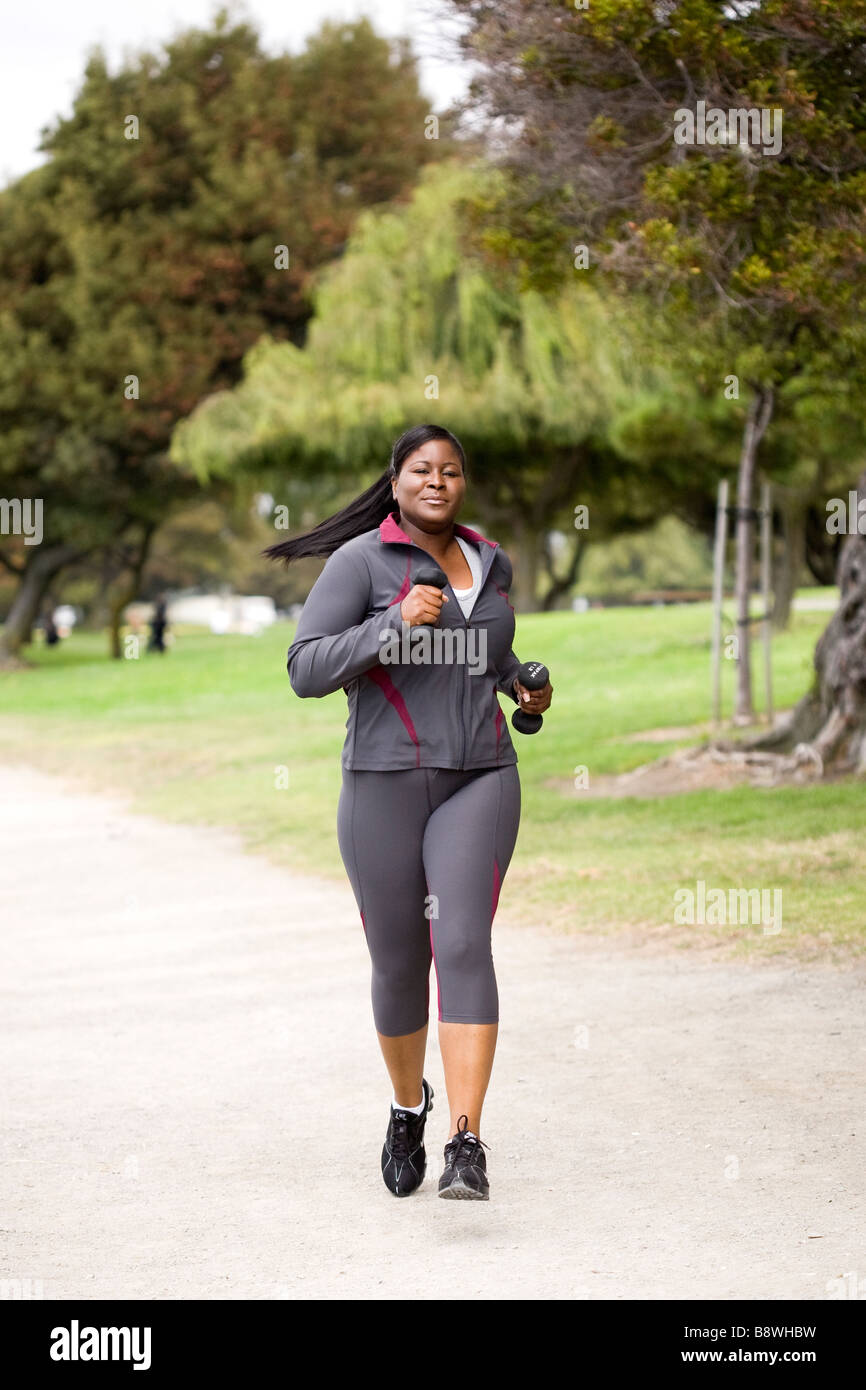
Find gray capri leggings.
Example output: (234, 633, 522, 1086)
(337, 765, 521, 1036)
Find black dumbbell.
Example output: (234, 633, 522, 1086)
(512, 660, 550, 734)
(411, 566, 449, 626)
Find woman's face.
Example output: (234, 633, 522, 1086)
(392, 438, 466, 531)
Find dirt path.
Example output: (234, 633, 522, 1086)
(2, 763, 863, 1301)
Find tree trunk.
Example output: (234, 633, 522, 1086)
(89, 549, 119, 633)
(109, 591, 130, 660)
(512, 518, 542, 612)
(0, 544, 83, 669)
(107, 524, 157, 659)
(541, 532, 587, 610)
(772, 488, 805, 631)
(733, 386, 775, 723)
(747, 464, 866, 772)
(805, 505, 842, 585)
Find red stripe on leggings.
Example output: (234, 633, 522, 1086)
(491, 855, 501, 921)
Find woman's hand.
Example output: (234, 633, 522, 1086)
(513, 676, 553, 713)
(400, 584, 449, 627)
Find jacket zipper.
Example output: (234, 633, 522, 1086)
(402, 534, 487, 768)
(452, 586, 468, 768)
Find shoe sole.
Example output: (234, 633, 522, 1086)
(438, 1176, 489, 1201)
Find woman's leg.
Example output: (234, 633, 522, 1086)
(422, 765, 521, 1138)
(376, 1023, 428, 1107)
(437, 1021, 498, 1138)
(336, 768, 434, 1100)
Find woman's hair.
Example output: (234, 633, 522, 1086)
(262, 424, 467, 564)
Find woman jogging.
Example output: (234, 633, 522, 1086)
(264, 424, 553, 1200)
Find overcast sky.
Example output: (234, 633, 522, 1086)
(0, 0, 471, 188)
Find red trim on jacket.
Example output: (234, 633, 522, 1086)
(378, 509, 499, 550)
(364, 666, 422, 766)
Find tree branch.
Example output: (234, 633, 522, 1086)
(0, 549, 25, 576)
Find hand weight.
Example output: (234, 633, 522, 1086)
(411, 566, 448, 626)
(511, 660, 550, 735)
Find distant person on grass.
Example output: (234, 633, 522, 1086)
(147, 597, 169, 653)
(42, 607, 60, 647)
(265, 423, 553, 1202)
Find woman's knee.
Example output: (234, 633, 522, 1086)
(432, 928, 492, 978)
(371, 973, 429, 1036)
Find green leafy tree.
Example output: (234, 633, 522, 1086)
(174, 159, 714, 609)
(446, 0, 866, 720)
(0, 7, 444, 664)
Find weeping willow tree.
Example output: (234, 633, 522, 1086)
(172, 158, 701, 609)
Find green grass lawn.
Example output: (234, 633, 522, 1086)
(1, 594, 861, 960)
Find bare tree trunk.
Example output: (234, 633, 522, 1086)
(511, 517, 543, 612)
(733, 386, 774, 723)
(540, 532, 586, 610)
(747, 465, 866, 771)
(772, 487, 805, 631)
(89, 549, 119, 633)
(805, 505, 843, 584)
(0, 544, 84, 669)
(107, 525, 156, 659)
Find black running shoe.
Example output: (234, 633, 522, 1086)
(381, 1078, 434, 1197)
(438, 1113, 490, 1200)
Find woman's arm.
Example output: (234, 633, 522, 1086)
(496, 652, 522, 705)
(493, 549, 522, 704)
(287, 547, 397, 698)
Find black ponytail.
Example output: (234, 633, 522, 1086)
(262, 424, 467, 565)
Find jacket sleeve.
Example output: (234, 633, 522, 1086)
(493, 549, 521, 704)
(286, 546, 399, 698)
(496, 651, 522, 705)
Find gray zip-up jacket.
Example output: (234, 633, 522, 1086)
(286, 509, 523, 770)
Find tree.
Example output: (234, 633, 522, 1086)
(0, 8, 444, 664)
(173, 158, 709, 609)
(445, 0, 866, 718)
(750, 465, 866, 773)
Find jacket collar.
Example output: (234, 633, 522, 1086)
(378, 509, 498, 550)
(378, 508, 500, 601)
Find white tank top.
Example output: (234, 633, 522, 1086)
(450, 535, 483, 619)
